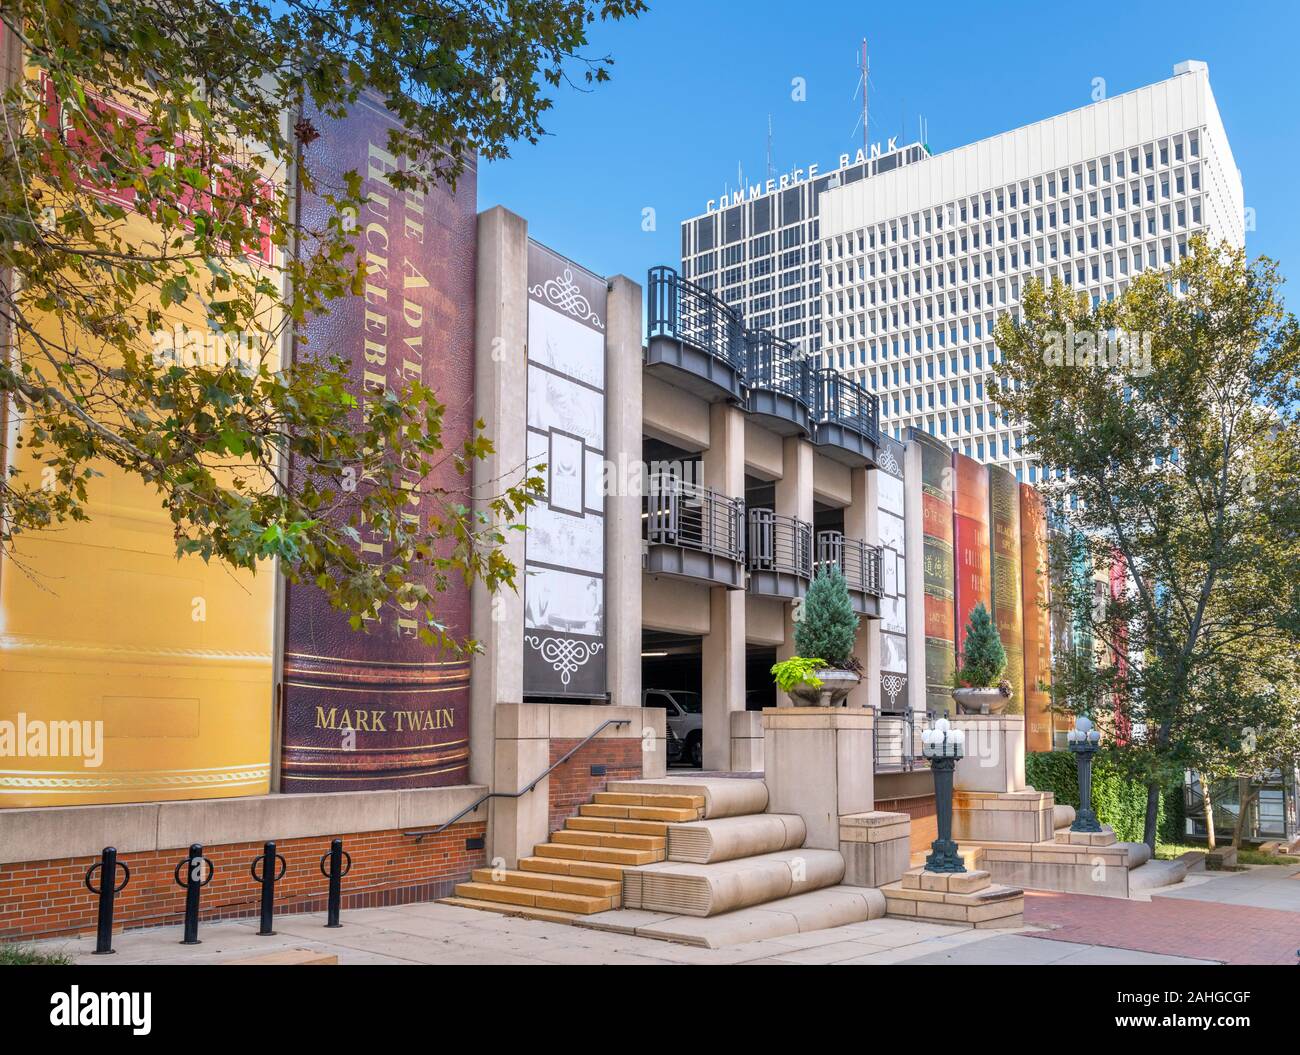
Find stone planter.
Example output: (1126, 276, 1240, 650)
(788, 668, 861, 707)
(952, 686, 1011, 715)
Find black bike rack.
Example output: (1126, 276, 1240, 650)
(319, 838, 351, 929)
(83, 847, 130, 955)
(173, 843, 214, 945)
(250, 841, 287, 936)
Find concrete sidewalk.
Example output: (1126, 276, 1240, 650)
(27, 901, 1214, 966)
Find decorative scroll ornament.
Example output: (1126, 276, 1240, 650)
(525, 635, 604, 686)
(528, 268, 605, 330)
(877, 446, 902, 477)
(881, 672, 906, 708)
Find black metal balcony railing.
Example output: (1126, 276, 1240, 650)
(743, 329, 812, 409)
(643, 473, 745, 562)
(815, 530, 884, 598)
(647, 265, 745, 371)
(747, 508, 813, 580)
(810, 367, 879, 442)
(874, 708, 920, 772)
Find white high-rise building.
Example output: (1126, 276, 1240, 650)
(679, 142, 930, 356)
(819, 61, 1244, 483)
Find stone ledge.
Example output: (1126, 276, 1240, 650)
(1054, 826, 1118, 847)
(0, 783, 489, 864)
(839, 810, 910, 843)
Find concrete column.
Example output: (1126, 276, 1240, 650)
(775, 435, 814, 666)
(701, 403, 746, 771)
(470, 206, 529, 789)
(846, 466, 881, 710)
(604, 275, 643, 712)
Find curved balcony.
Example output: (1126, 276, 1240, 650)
(815, 530, 883, 617)
(645, 266, 745, 402)
(643, 473, 746, 588)
(743, 330, 812, 437)
(747, 508, 812, 599)
(810, 368, 879, 466)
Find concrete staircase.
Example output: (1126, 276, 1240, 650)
(443, 776, 889, 947)
(442, 789, 701, 919)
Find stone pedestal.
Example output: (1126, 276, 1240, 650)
(882, 867, 1024, 929)
(730, 710, 764, 773)
(951, 714, 1026, 794)
(952, 788, 1055, 844)
(977, 824, 1135, 898)
(763, 708, 874, 850)
(840, 811, 911, 887)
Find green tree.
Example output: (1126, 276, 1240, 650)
(992, 237, 1300, 851)
(0, 0, 644, 651)
(956, 602, 1007, 688)
(794, 565, 858, 667)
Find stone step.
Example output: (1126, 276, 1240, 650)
(533, 842, 664, 867)
(438, 896, 581, 926)
(517, 856, 625, 882)
(551, 829, 667, 852)
(667, 814, 806, 864)
(453, 881, 613, 915)
(593, 791, 706, 810)
(1128, 857, 1191, 892)
(565, 816, 671, 837)
(606, 777, 769, 820)
(579, 803, 700, 822)
(469, 868, 621, 900)
(621, 848, 845, 917)
(882, 869, 1025, 928)
(575, 885, 887, 949)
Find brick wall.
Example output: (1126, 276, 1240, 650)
(546, 738, 642, 834)
(0, 821, 485, 942)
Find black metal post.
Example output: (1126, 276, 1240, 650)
(320, 838, 350, 928)
(174, 843, 212, 945)
(251, 841, 286, 936)
(84, 847, 130, 955)
(926, 756, 966, 873)
(1070, 744, 1103, 832)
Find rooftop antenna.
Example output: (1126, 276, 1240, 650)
(860, 38, 869, 152)
(765, 114, 774, 181)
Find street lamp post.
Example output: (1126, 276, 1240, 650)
(1067, 715, 1103, 833)
(922, 717, 967, 873)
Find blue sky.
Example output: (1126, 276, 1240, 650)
(479, 0, 1299, 304)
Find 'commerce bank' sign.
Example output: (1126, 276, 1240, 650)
(704, 137, 903, 214)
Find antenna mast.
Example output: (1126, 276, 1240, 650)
(860, 38, 869, 152)
(765, 114, 774, 181)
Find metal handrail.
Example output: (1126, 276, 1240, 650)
(815, 530, 883, 598)
(647, 265, 745, 370)
(747, 508, 813, 579)
(644, 472, 745, 561)
(810, 366, 879, 441)
(744, 329, 811, 408)
(401, 718, 631, 843)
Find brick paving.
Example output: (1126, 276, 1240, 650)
(1023, 888, 1300, 965)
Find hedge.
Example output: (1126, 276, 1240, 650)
(1026, 751, 1172, 844)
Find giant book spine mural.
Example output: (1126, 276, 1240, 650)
(522, 242, 607, 698)
(988, 464, 1025, 713)
(951, 452, 991, 662)
(903, 429, 955, 717)
(279, 97, 477, 791)
(1020, 483, 1053, 752)
(875, 434, 908, 714)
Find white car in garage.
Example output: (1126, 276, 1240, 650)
(642, 689, 703, 767)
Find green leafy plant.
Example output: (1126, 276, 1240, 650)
(793, 565, 859, 667)
(0, 0, 644, 652)
(955, 602, 1008, 689)
(771, 656, 826, 694)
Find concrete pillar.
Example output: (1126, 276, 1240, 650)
(775, 436, 814, 666)
(604, 275, 643, 712)
(701, 403, 746, 771)
(846, 466, 881, 710)
(470, 207, 528, 790)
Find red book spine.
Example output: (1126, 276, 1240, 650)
(952, 453, 991, 663)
